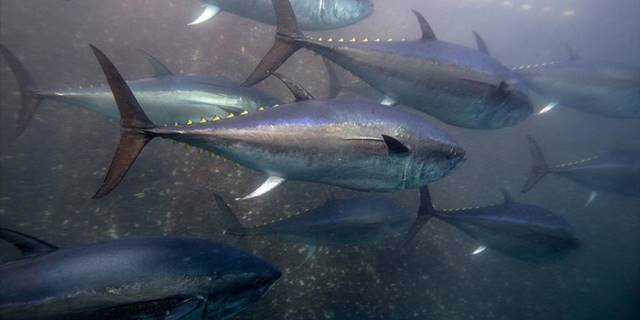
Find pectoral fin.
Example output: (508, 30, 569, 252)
(538, 102, 558, 115)
(472, 245, 487, 255)
(165, 298, 205, 320)
(236, 176, 286, 200)
(188, 5, 220, 26)
(380, 96, 397, 106)
(382, 135, 411, 156)
(585, 191, 597, 207)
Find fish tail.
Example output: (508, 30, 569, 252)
(213, 193, 247, 237)
(522, 135, 550, 193)
(402, 185, 438, 246)
(0, 44, 44, 137)
(242, 0, 304, 87)
(89, 45, 157, 199)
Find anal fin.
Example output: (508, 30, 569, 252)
(236, 176, 286, 201)
(188, 4, 220, 26)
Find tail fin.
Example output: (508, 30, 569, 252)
(402, 185, 437, 246)
(242, 0, 304, 87)
(213, 193, 247, 236)
(89, 45, 157, 199)
(522, 135, 549, 193)
(323, 58, 343, 99)
(0, 44, 44, 137)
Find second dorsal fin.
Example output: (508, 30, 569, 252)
(137, 49, 174, 77)
(0, 228, 59, 259)
(472, 31, 491, 56)
(411, 10, 437, 41)
(499, 188, 514, 203)
(567, 46, 581, 62)
(271, 73, 315, 102)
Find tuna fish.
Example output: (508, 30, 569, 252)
(243, 0, 534, 129)
(515, 47, 640, 118)
(523, 136, 640, 205)
(190, 0, 374, 30)
(0, 228, 280, 320)
(0, 44, 280, 137)
(405, 186, 580, 263)
(89, 45, 465, 200)
(214, 194, 411, 246)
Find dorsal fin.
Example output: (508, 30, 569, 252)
(137, 49, 174, 77)
(567, 46, 580, 62)
(499, 188, 513, 203)
(0, 228, 58, 258)
(411, 10, 437, 41)
(271, 73, 315, 102)
(472, 31, 491, 56)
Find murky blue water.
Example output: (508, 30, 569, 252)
(1, 1, 639, 319)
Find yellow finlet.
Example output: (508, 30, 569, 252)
(212, 115, 221, 121)
(350, 37, 356, 42)
(240, 110, 249, 115)
(327, 37, 333, 42)
(226, 113, 235, 118)
(199, 117, 207, 123)
(186, 119, 194, 125)
(317, 37, 323, 42)
(362, 37, 369, 42)
(338, 37, 344, 42)
(387, 38, 393, 42)
(374, 38, 380, 42)
(258, 107, 265, 111)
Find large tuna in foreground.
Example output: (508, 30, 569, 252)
(0, 44, 280, 137)
(0, 228, 280, 320)
(243, 0, 533, 129)
(190, 0, 374, 30)
(89, 45, 465, 200)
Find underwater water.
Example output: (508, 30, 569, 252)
(0, 0, 639, 319)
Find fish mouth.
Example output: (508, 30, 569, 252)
(436, 143, 466, 162)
